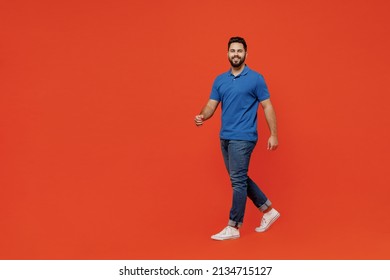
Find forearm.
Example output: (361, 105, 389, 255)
(195, 99, 219, 126)
(199, 103, 216, 121)
(263, 103, 278, 136)
(262, 101, 279, 150)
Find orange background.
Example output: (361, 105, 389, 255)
(1, 0, 390, 259)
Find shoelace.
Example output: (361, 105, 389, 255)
(224, 226, 237, 234)
(220, 227, 231, 234)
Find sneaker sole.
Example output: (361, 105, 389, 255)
(255, 213, 280, 232)
(211, 235, 240, 241)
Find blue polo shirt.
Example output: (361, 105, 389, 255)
(210, 65, 270, 141)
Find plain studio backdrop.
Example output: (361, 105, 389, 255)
(1, 0, 389, 259)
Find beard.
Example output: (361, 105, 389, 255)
(229, 55, 246, 68)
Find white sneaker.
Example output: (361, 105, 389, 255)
(211, 226, 240, 240)
(255, 209, 280, 232)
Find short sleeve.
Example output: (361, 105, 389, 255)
(209, 78, 221, 101)
(256, 75, 270, 101)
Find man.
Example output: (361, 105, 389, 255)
(194, 37, 280, 240)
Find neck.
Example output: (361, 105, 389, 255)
(231, 64, 246, 76)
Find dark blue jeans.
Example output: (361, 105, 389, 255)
(220, 139, 271, 228)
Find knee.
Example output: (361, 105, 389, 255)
(230, 174, 248, 190)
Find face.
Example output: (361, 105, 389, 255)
(228, 42, 247, 68)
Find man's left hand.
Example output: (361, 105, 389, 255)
(267, 135, 278, 150)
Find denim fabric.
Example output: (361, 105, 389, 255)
(220, 139, 271, 228)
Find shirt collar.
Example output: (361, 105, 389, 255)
(228, 65, 250, 77)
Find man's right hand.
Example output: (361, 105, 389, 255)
(194, 115, 204, 126)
